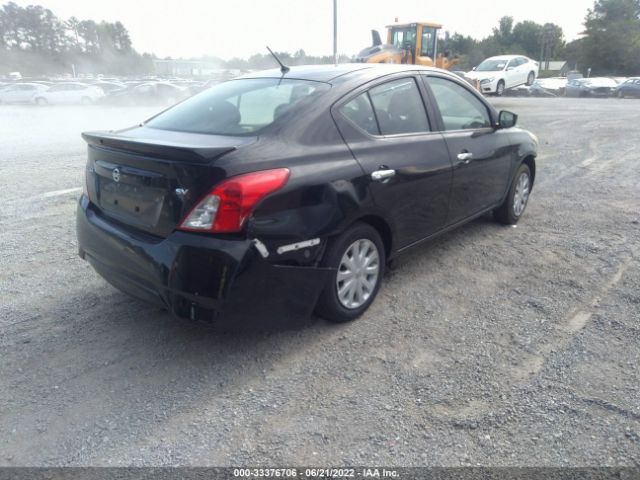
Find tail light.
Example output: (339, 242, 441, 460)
(178, 168, 289, 233)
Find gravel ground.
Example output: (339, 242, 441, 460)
(0, 98, 639, 467)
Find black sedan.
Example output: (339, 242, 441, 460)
(77, 64, 537, 325)
(564, 77, 618, 97)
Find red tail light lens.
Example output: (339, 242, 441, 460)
(178, 168, 289, 233)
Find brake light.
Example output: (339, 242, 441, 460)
(178, 168, 290, 233)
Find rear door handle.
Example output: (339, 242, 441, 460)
(457, 152, 473, 164)
(371, 169, 396, 182)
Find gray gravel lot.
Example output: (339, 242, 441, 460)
(0, 98, 639, 466)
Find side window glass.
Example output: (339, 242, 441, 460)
(427, 77, 491, 131)
(340, 92, 379, 135)
(368, 78, 430, 135)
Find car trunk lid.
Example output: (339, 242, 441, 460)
(82, 127, 255, 238)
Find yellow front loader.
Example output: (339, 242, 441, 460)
(356, 21, 458, 70)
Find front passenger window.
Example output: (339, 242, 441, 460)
(427, 77, 491, 131)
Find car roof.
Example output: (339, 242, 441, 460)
(236, 63, 453, 84)
(484, 55, 522, 61)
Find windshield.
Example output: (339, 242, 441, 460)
(476, 59, 508, 72)
(146, 78, 330, 136)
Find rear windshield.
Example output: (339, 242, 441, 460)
(146, 78, 330, 136)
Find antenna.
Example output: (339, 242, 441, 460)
(266, 46, 290, 74)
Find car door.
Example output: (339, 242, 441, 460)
(422, 74, 513, 225)
(3, 85, 20, 102)
(504, 59, 519, 88)
(332, 75, 453, 248)
(515, 57, 529, 85)
(46, 84, 65, 103)
(66, 84, 83, 103)
(16, 85, 34, 102)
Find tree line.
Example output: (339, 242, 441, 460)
(1, 0, 638, 77)
(0, 1, 152, 76)
(444, 0, 640, 75)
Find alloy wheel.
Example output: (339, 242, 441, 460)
(336, 238, 380, 309)
(513, 172, 530, 217)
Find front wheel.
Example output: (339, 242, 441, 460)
(496, 80, 506, 96)
(494, 164, 532, 225)
(315, 223, 385, 323)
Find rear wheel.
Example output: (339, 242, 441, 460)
(526, 72, 535, 86)
(496, 80, 505, 96)
(315, 223, 385, 323)
(494, 164, 532, 225)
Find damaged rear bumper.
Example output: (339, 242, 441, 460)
(76, 196, 331, 326)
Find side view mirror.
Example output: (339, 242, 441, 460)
(498, 110, 518, 129)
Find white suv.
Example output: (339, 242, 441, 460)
(466, 55, 539, 95)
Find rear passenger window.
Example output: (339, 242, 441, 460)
(427, 77, 491, 130)
(340, 92, 379, 135)
(369, 79, 430, 135)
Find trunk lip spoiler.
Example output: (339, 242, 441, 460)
(81, 130, 253, 163)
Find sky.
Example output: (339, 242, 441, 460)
(12, 0, 595, 59)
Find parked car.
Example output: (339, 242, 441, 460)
(170, 80, 206, 95)
(102, 81, 189, 106)
(93, 81, 126, 94)
(0, 82, 47, 104)
(77, 64, 537, 325)
(34, 82, 104, 105)
(465, 55, 539, 95)
(615, 77, 640, 98)
(564, 77, 618, 97)
(534, 77, 568, 95)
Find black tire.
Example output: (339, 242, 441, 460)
(494, 163, 532, 225)
(526, 72, 535, 86)
(315, 222, 385, 323)
(496, 80, 505, 96)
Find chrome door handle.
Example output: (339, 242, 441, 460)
(371, 169, 396, 182)
(457, 152, 473, 164)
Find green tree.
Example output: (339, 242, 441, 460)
(492, 16, 514, 47)
(511, 21, 543, 58)
(581, 0, 640, 74)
